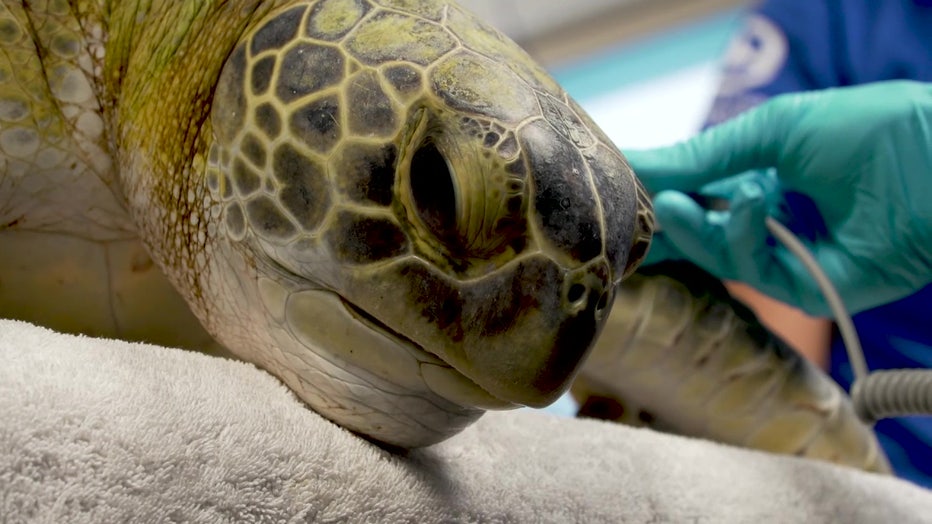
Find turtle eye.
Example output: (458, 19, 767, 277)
(410, 140, 459, 243)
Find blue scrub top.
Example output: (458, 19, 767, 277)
(705, 0, 932, 487)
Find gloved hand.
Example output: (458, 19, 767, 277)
(624, 81, 932, 317)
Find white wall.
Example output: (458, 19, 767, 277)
(455, 0, 639, 43)
(582, 63, 721, 150)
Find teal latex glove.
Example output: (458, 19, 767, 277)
(625, 81, 932, 317)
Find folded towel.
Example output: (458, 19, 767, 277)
(2, 319, 930, 523)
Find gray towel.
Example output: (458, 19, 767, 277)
(2, 319, 930, 523)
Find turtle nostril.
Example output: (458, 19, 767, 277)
(595, 290, 610, 312)
(623, 237, 651, 279)
(567, 283, 586, 304)
(622, 210, 655, 279)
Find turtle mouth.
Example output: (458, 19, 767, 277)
(339, 297, 516, 410)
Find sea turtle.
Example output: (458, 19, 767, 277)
(0, 0, 886, 472)
(0, 0, 652, 448)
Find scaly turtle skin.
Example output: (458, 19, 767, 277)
(0, 0, 651, 447)
(574, 262, 890, 473)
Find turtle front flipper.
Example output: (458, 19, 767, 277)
(573, 261, 890, 474)
(117, 1, 651, 448)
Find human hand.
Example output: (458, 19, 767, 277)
(624, 81, 932, 316)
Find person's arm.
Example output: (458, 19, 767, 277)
(725, 282, 830, 367)
(661, 1, 839, 365)
(627, 81, 932, 319)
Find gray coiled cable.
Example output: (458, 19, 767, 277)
(852, 370, 932, 424)
(765, 217, 932, 425)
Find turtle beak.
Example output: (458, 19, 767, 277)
(456, 257, 615, 407)
(353, 121, 648, 408)
(454, 121, 650, 406)
(354, 255, 613, 408)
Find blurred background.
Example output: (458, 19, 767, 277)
(459, 0, 749, 149)
(455, 0, 752, 416)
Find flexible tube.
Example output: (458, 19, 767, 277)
(852, 370, 932, 424)
(765, 217, 932, 424)
(764, 218, 869, 381)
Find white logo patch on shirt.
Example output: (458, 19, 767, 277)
(718, 15, 788, 96)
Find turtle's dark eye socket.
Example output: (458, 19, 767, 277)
(410, 140, 458, 241)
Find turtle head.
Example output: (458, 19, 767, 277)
(205, 1, 653, 447)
